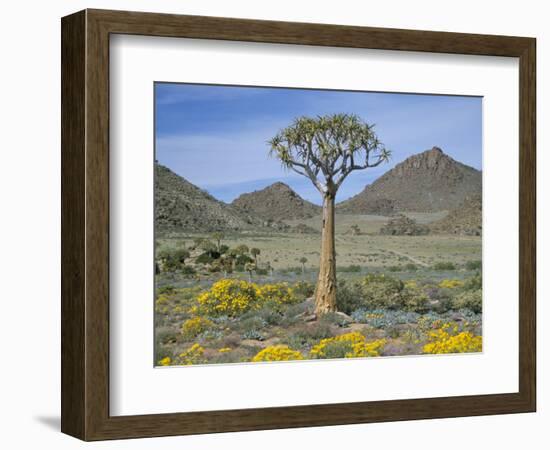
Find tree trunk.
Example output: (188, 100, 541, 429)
(315, 191, 337, 315)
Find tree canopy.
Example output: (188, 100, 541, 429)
(269, 113, 390, 195)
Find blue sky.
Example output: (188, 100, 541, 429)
(155, 83, 482, 205)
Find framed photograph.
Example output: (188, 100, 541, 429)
(61, 9, 536, 441)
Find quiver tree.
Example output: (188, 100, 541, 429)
(298, 257, 308, 274)
(250, 247, 261, 266)
(211, 232, 225, 251)
(269, 114, 390, 316)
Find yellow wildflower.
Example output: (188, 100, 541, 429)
(181, 316, 214, 338)
(423, 322, 482, 354)
(310, 332, 386, 359)
(252, 345, 303, 362)
(439, 279, 464, 289)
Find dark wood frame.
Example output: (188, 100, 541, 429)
(61, 8, 536, 441)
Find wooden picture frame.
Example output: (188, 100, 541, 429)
(61, 9, 536, 441)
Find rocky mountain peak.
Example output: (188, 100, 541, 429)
(337, 147, 481, 213)
(231, 182, 321, 221)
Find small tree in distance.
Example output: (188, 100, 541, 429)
(211, 232, 225, 251)
(250, 248, 261, 266)
(298, 257, 308, 274)
(244, 262, 255, 282)
(269, 114, 390, 316)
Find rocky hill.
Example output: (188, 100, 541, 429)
(231, 182, 321, 221)
(430, 194, 482, 236)
(337, 147, 481, 213)
(155, 164, 262, 233)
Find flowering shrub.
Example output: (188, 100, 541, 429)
(218, 347, 232, 353)
(423, 323, 482, 354)
(310, 332, 386, 359)
(439, 279, 464, 289)
(252, 345, 303, 362)
(256, 283, 295, 305)
(176, 343, 206, 365)
(196, 279, 259, 316)
(196, 280, 298, 316)
(155, 294, 170, 314)
(158, 356, 171, 366)
(181, 316, 214, 338)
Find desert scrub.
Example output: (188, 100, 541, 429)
(465, 260, 482, 270)
(359, 274, 429, 312)
(423, 323, 482, 354)
(351, 309, 420, 328)
(433, 261, 456, 271)
(252, 345, 304, 362)
(361, 274, 404, 310)
(291, 281, 315, 300)
(283, 322, 333, 349)
(463, 273, 482, 291)
(310, 332, 386, 359)
(336, 279, 365, 315)
(175, 343, 207, 365)
(157, 285, 176, 295)
(452, 289, 482, 313)
(156, 327, 178, 345)
(339, 264, 361, 273)
(181, 316, 214, 339)
(234, 316, 268, 341)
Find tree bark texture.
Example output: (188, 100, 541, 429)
(315, 191, 337, 315)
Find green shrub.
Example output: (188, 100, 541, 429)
(157, 248, 190, 271)
(433, 262, 456, 270)
(235, 254, 254, 266)
(157, 285, 176, 295)
(465, 260, 482, 270)
(284, 322, 333, 349)
(255, 305, 284, 326)
(400, 285, 430, 313)
(361, 274, 405, 310)
(196, 253, 214, 264)
(452, 289, 482, 313)
(464, 273, 482, 291)
(405, 263, 418, 272)
(349, 275, 431, 313)
(292, 281, 315, 300)
(335, 279, 365, 315)
(181, 265, 196, 275)
(156, 327, 178, 345)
